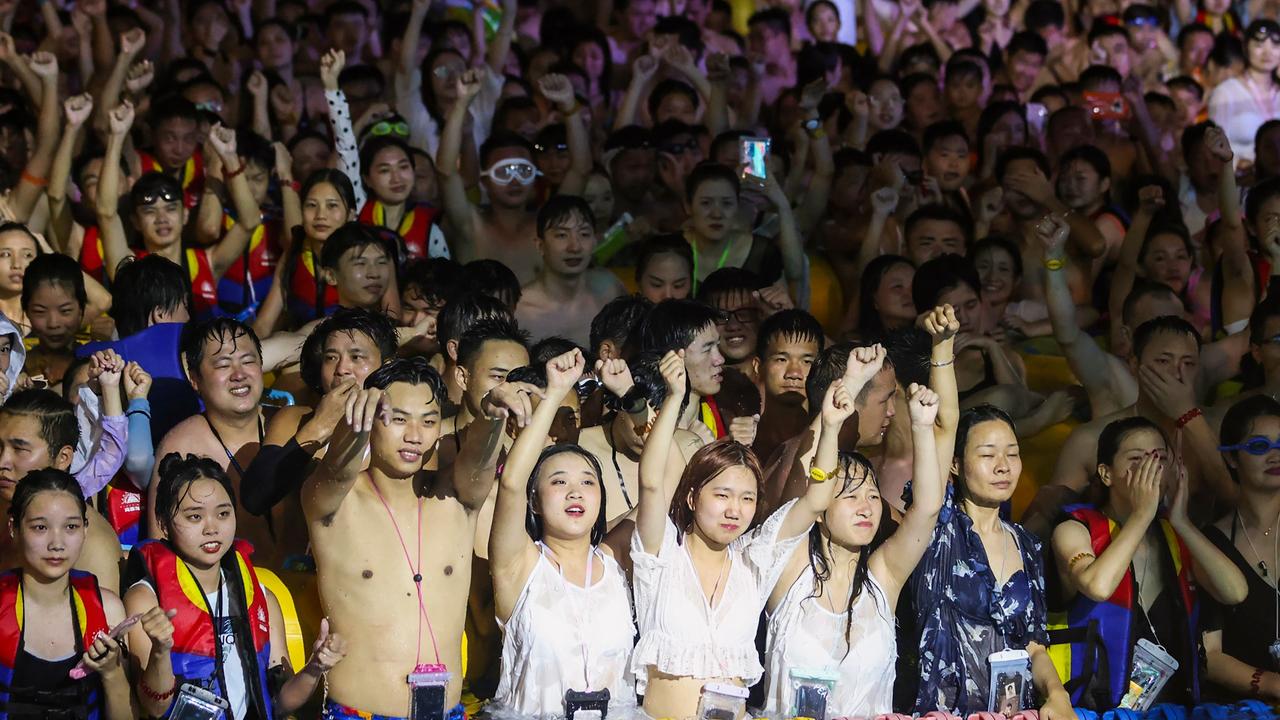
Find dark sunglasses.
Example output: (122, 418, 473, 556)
(659, 138, 700, 155)
(1219, 436, 1280, 455)
(136, 187, 181, 206)
(1250, 26, 1280, 43)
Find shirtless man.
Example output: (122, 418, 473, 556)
(0, 389, 121, 592)
(439, 71, 590, 284)
(145, 319, 277, 565)
(751, 309, 825, 464)
(639, 299, 730, 449)
(303, 357, 508, 717)
(515, 196, 626, 346)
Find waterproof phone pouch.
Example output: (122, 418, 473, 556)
(564, 688, 610, 720)
(408, 664, 450, 720)
(987, 649, 1031, 715)
(789, 666, 839, 720)
(1269, 639, 1280, 669)
(1119, 639, 1178, 711)
(697, 682, 748, 720)
(169, 683, 230, 720)
(739, 137, 770, 180)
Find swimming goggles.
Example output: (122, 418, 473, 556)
(1250, 25, 1280, 44)
(136, 187, 181, 206)
(480, 158, 542, 186)
(368, 120, 410, 138)
(1219, 436, 1280, 455)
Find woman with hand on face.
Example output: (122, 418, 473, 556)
(487, 349, 638, 719)
(630, 345, 887, 719)
(126, 453, 347, 720)
(0, 470, 132, 720)
(1051, 417, 1246, 709)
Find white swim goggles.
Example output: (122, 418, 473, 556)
(480, 158, 542, 186)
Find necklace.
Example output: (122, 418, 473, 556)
(1238, 511, 1277, 576)
(368, 478, 441, 667)
(1133, 535, 1162, 644)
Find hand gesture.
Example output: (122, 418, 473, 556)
(1036, 212, 1071, 260)
(319, 49, 345, 91)
(920, 304, 959, 343)
(753, 285, 794, 315)
(662, 42, 698, 78)
(120, 28, 145, 57)
(1205, 125, 1234, 165)
(1040, 693, 1077, 720)
(269, 83, 298, 125)
(308, 378, 358, 444)
(1264, 215, 1280, 261)
(976, 186, 1004, 225)
(306, 618, 348, 674)
(728, 414, 760, 445)
(1167, 456, 1190, 528)
(545, 348, 586, 394)
(843, 343, 887, 394)
(846, 90, 869, 118)
(28, 52, 57, 81)
(820, 378, 857, 428)
(482, 381, 545, 428)
(108, 101, 135, 138)
(125, 60, 154, 95)
(1137, 363, 1196, 421)
(594, 358, 634, 399)
(799, 78, 828, 112)
(658, 349, 687, 399)
(79, 0, 106, 17)
(537, 73, 575, 111)
(1137, 184, 1165, 215)
(207, 123, 237, 161)
(272, 142, 293, 182)
(246, 69, 268, 99)
(921, 175, 943, 205)
(705, 52, 730, 82)
(80, 633, 125, 679)
(90, 349, 124, 389)
(1125, 449, 1164, 520)
(140, 607, 177, 656)
(63, 93, 93, 128)
(1004, 165, 1054, 206)
(121, 361, 152, 401)
(906, 382, 940, 427)
(870, 186, 898, 216)
(456, 68, 484, 104)
(328, 388, 383, 469)
(632, 54, 659, 86)
(0, 33, 15, 64)
(70, 9, 91, 38)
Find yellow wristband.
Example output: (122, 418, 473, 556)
(1043, 257, 1066, 271)
(809, 466, 833, 483)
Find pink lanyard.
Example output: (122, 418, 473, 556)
(370, 479, 442, 667)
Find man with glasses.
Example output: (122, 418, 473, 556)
(515, 196, 626, 346)
(439, 70, 591, 284)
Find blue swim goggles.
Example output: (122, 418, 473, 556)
(1218, 435, 1280, 455)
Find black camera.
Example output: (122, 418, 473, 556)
(564, 689, 610, 720)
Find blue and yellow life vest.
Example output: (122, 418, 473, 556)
(0, 569, 109, 720)
(1047, 504, 1201, 709)
(132, 539, 274, 720)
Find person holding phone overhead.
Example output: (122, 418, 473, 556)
(0, 470, 132, 720)
(487, 348, 638, 719)
(630, 345, 886, 719)
(681, 162, 807, 303)
(1208, 20, 1280, 167)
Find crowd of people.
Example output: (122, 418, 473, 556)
(4, 0, 1280, 718)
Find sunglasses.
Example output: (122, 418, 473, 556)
(368, 120, 410, 138)
(716, 308, 761, 325)
(481, 159, 542, 186)
(137, 187, 181, 206)
(659, 138, 700, 156)
(1250, 27, 1280, 43)
(1219, 436, 1280, 455)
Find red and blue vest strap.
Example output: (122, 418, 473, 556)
(79, 225, 106, 285)
(357, 201, 439, 260)
(701, 395, 727, 439)
(132, 539, 274, 720)
(217, 215, 281, 317)
(97, 470, 144, 549)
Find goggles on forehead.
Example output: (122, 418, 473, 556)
(1219, 436, 1280, 455)
(481, 158, 542, 186)
(368, 120, 410, 138)
(136, 186, 181, 206)
(1253, 26, 1280, 43)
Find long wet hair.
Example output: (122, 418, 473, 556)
(525, 444, 609, 546)
(670, 439, 764, 544)
(805, 452, 893, 660)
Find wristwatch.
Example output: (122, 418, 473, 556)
(803, 117, 821, 132)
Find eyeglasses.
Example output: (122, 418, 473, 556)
(368, 120, 410, 138)
(535, 142, 568, 153)
(715, 308, 761, 325)
(136, 187, 181, 206)
(659, 138, 700, 155)
(432, 64, 465, 81)
(480, 158, 542, 186)
(1219, 436, 1280, 455)
(1251, 26, 1280, 44)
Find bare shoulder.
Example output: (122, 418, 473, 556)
(158, 415, 218, 449)
(588, 269, 627, 298)
(576, 425, 607, 453)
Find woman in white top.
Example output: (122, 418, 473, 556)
(1209, 20, 1280, 166)
(631, 346, 887, 719)
(488, 349, 637, 719)
(764, 363, 949, 719)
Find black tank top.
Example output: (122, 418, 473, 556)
(6, 591, 97, 720)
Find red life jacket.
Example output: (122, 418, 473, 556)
(137, 150, 204, 210)
(97, 470, 144, 548)
(357, 200, 440, 259)
(287, 248, 340, 323)
(0, 569, 109, 720)
(217, 214, 282, 314)
(79, 225, 106, 285)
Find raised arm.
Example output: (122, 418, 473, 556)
(245, 71, 272, 140)
(872, 382, 943, 592)
(47, 94, 93, 253)
(921, 304, 960, 478)
(1006, 163, 1107, 259)
(539, 74, 591, 197)
(94, 29, 145, 134)
(704, 53, 731, 136)
(207, 124, 262, 279)
(794, 84, 835, 239)
(97, 101, 135, 282)
(0, 33, 42, 106)
(320, 49, 367, 210)
(437, 69, 484, 259)
(637, 350, 686, 554)
(399, 0, 431, 80)
(10, 53, 62, 220)
(759, 172, 807, 303)
(274, 142, 301, 250)
(1167, 461, 1248, 604)
(1206, 126, 1255, 327)
(614, 55, 658, 130)
(1109, 184, 1161, 338)
(301, 388, 382, 522)
(448, 392, 506, 513)
(486, 0, 518, 73)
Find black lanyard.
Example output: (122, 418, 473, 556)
(608, 431, 634, 510)
(204, 414, 264, 479)
(187, 570, 231, 706)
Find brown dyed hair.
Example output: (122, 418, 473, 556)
(669, 439, 765, 543)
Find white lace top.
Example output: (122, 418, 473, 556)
(630, 500, 806, 693)
(764, 564, 897, 718)
(492, 547, 637, 719)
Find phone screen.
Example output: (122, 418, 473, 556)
(739, 137, 770, 180)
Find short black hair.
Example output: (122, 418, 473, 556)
(697, 267, 765, 304)
(653, 15, 704, 55)
(904, 204, 973, 247)
(648, 79, 700, 120)
(1167, 75, 1205, 101)
(972, 236, 1024, 279)
(537, 195, 594, 238)
(154, 452, 235, 535)
(363, 357, 447, 407)
(866, 129, 921, 160)
(21, 253, 86, 311)
(180, 318, 263, 380)
(1025, 0, 1064, 31)
(923, 120, 969, 154)
(456, 317, 530, 370)
(110, 255, 191, 338)
(1, 389, 78, 457)
(480, 129, 536, 168)
(635, 234, 694, 285)
(994, 145, 1050, 184)
(320, 223, 397, 270)
(590, 295, 653, 360)
(640, 299, 721, 354)
(912, 253, 981, 310)
(1121, 279, 1182, 327)
(1247, 176, 1280, 225)
(805, 341, 893, 416)
(1080, 64, 1124, 91)
(401, 257, 464, 307)
(236, 129, 274, 171)
(1006, 31, 1048, 58)
(323, 0, 369, 24)
(130, 171, 184, 210)
(1132, 315, 1202, 360)
(299, 308, 399, 395)
(1177, 22, 1214, 48)
(148, 94, 201, 128)
(756, 309, 824, 360)
(438, 293, 516, 358)
(747, 7, 791, 37)
(462, 260, 522, 308)
(531, 337, 583, 368)
(684, 161, 739, 204)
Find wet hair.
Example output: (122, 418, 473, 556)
(972, 236, 1023, 280)
(1121, 279, 1183, 327)
(180, 318, 263, 382)
(912, 254, 981, 310)
(299, 308, 398, 395)
(401, 257, 464, 308)
(684, 161, 740, 205)
(1131, 315, 1202, 360)
(639, 299, 721, 354)
(756, 309, 825, 360)
(1059, 144, 1112, 185)
(747, 7, 791, 37)
(235, 129, 274, 173)
(109, 255, 191, 338)
(531, 337, 584, 368)
(363, 356, 447, 406)
(1167, 76, 1204, 102)
(129, 172, 184, 211)
(301, 168, 357, 214)
(525, 444, 609, 545)
(805, 340, 893, 416)
(866, 129, 921, 161)
(634, 234, 694, 285)
(1089, 416, 1166, 505)
(1209, 32, 1246, 72)
(537, 195, 594, 238)
(1006, 30, 1048, 59)
(60, 357, 93, 403)
(461, 260, 522, 308)
(1, 390, 78, 461)
(9, 469, 86, 525)
(952, 404, 1018, 496)
(154, 452, 236, 537)
(1025, 0, 1065, 31)
(590, 295, 653, 361)
(1251, 297, 1280, 346)
(480, 130, 536, 168)
(456, 317, 530, 370)
(978, 102, 1030, 169)
(669, 439, 764, 542)
(1221, 395, 1280, 471)
(1247, 176, 1280, 227)
(319, 222, 397, 270)
(904, 204, 973, 250)
(148, 94, 201, 128)
(697, 267, 765, 304)
(856, 255, 915, 340)
(21, 253, 87, 312)
(438, 293, 516, 361)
